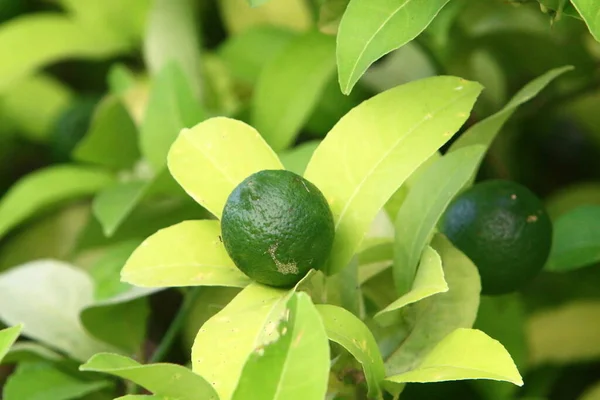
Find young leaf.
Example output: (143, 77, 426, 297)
(357, 239, 393, 284)
(3, 361, 111, 400)
(0, 261, 116, 361)
(0, 325, 22, 363)
(336, 0, 451, 94)
(192, 283, 293, 400)
(0, 15, 128, 92)
(279, 140, 320, 175)
(232, 293, 330, 400)
(376, 246, 447, 324)
(0, 73, 72, 142)
(92, 181, 148, 237)
(219, 0, 311, 35)
(140, 63, 205, 171)
(545, 205, 600, 272)
(393, 145, 485, 294)
(449, 66, 573, 152)
(251, 31, 336, 151)
(528, 301, 600, 365)
(386, 328, 523, 386)
(144, 0, 202, 96)
(304, 76, 482, 275)
(571, 0, 600, 42)
(167, 117, 283, 218)
(0, 165, 113, 241)
(218, 26, 296, 86)
(384, 235, 480, 375)
(122, 220, 251, 288)
(74, 96, 140, 170)
(3, 342, 63, 365)
(317, 304, 385, 399)
(80, 353, 218, 400)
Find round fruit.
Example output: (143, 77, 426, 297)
(221, 169, 334, 288)
(440, 180, 552, 295)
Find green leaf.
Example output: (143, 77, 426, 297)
(0, 261, 116, 361)
(318, 0, 349, 35)
(546, 205, 600, 272)
(0, 325, 22, 363)
(140, 63, 205, 171)
(219, 0, 312, 35)
(3, 342, 63, 365)
(232, 293, 329, 400)
(144, 0, 202, 95)
(122, 220, 251, 288)
(304, 76, 482, 275)
(0, 74, 72, 142)
(4, 361, 110, 400)
(0, 165, 113, 241)
(376, 246, 447, 324)
(192, 283, 293, 400)
(384, 235, 480, 375)
(581, 382, 600, 400)
(571, 0, 600, 41)
(449, 66, 573, 153)
(251, 31, 336, 151)
(167, 117, 283, 219)
(0, 15, 129, 93)
(325, 258, 364, 317)
(80, 353, 218, 400)
(545, 183, 600, 219)
(357, 239, 393, 284)
(115, 396, 165, 400)
(218, 26, 296, 86)
(92, 181, 148, 237)
(528, 301, 600, 365)
(247, 0, 270, 6)
(336, 0, 451, 94)
(386, 328, 523, 386)
(278, 140, 320, 175)
(393, 145, 485, 294)
(74, 96, 140, 170)
(317, 304, 385, 399)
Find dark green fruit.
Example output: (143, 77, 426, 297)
(440, 180, 552, 295)
(221, 169, 334, 288)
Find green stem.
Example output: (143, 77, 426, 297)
(150, 287, 202, 364)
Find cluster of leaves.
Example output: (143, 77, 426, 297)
(1, 0, 600, 399)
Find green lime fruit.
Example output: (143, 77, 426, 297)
(440, 180, 552, 295)
(221, 169, 335, 288)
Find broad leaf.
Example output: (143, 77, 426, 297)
(140, 63, 205, 171)
(357, 239, 393, 284)
(251, 31, 336, 151)
(318, 0, 349, 35)
(393, 145, 485, 294)
(279, 140, 320, 175)
(192, 283, 293, 400)
(3, 342, 63, 365)
(92, 181, 148, 237)
(167, 117, 283, 218)
(74, 96, 140, 170)
(336, 0, 450, 94)
(247, 0, 270, 6)
(122, 220, 251, 288)
(232, 293, 329, 400)
(571, 0, 600, 42)
(317, 304, 385, 399)
(528, 301, 600, 365)
(0, 165, 113, 241)
(546, 205, 600, 272)
(144, 0, 202, 95)
(218, 26, 296, 86)
(376, 246, 447, 324)
(0, 15, 129, 92)
(0, 74, 72, 142)
(81, 353, 218, 400)
(0, 261, 116, 361)
(304, 76, 482, 275)
(449, 66, 573, 152)
(4, 361, 110, 400)
(115, 396, 165, 400)
(0, 325, 22, 363)
(384, 235, 480, 375)
(581, 382, 600, 400)
(386, 328, 523, 386)
(219, 0, 311, 35)
(325, 258, 364, 317)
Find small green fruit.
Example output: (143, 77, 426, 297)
(221, 169, 335, 288)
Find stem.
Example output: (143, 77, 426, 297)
(150, 287, 202, 364)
